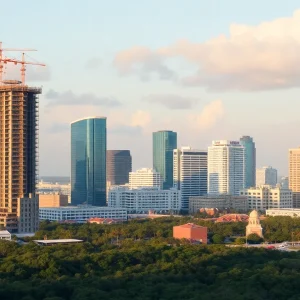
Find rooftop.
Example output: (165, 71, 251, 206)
(176, 223, 206, 229)
(0, 230, 11, 235)
(33, 239, 83, 245)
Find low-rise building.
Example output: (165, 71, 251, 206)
(266, 208, 300, 218)
(240, 185, 292, 211)
(108, 186, 181, 213)
(39, 206, 127, 223)
(37, 181, 71, 203)
(38, 194, 69, 208)
(0, 230, 11, 240)
(189, 195, 248, 214)
(173, 223, 207, 244)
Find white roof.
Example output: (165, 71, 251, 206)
(0, 230, 11, 235)
(71, 116, 106, 124)
(33, 239, 83, 244)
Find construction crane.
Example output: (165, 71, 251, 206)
(0, 41, 37, 83)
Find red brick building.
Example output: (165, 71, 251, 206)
(173, 223, 208, 244)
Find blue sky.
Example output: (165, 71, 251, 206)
(1, 0, 300, 176)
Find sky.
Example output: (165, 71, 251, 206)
(1, 0, 300, 176)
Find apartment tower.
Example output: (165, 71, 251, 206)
(173, 147, 208, 210)
(0, 81, 40, 233)
(153, 130, 177, 189)
(289, 148, 300, 208)
(71, 117, 107, 206)
(208, 140, 245, 196)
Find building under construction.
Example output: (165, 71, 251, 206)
(0, 80, 40, 232)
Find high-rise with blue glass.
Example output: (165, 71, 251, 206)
(71, 117, 107, 206)
(153, 130, 177, 189)
(240, 136, 256, 188)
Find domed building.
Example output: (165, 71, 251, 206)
(246, 210, 263, 238)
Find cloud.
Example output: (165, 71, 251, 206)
(145, 94, 199, 109)
(188, 100, 224, 129)
(45, 89, 122, 107)
(130, 110, 151, 127)
(85, 57, 102, 69)
(114, 10, 300, 91)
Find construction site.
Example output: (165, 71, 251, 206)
(0, 42, 44, 233)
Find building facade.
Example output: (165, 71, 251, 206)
(246, 210, 263, 238)
(39, 206, 127, 222)
(208, 140, 245, 196)
(129, 168, 163, 189)
(37, 180, 71, 202)
(289, 148, 300, 208)
(189, 195, 248, 214)
(0, 82, 41, 232)
(239, 136, 256, 188)
(256, 166, 277, 187)
(71, 117, 107, 206)
(107, 150, 132, 186)
(153, 130, 177, 189)
(173, 147, 207, 210)
(240, 185, 292, 211)
(38, 194, 69, 208)
(108, 186, 181, 213)
(266, 208, 300, 218)
(173, 223, 208, 244)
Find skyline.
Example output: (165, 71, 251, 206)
(2, 1, 300, 175)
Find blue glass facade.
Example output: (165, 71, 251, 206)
(240, 136, 256, 188)
(71, 117, 107, 206)
(153, 131, 177, 189)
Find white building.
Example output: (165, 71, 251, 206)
(108, 186, 181, 213)
(173, 147, 207, 210)
(266, 208, 300, 218)
(39, 206, 127, 222)
(37, 180, 71, 203)
(0, 230, 11, 240)
(240, 185, 292, 211)
(129, 168, 163, 189)
(256, 166, 277, 187)
(208, 140, 245, 195)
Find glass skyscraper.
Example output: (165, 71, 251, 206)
(153, 130, 177, 189)
(240, 136, 256, 188)
(71, 117, 107, 206)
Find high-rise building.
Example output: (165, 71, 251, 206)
(129, 168, 163, 189)
(239, 136, 256, 188)
(256, 166, 277, 187)
(208, 140, 245, 195)
(153, 130, 177, 189)
(71, 117, 106, 206)
(289, 148, 300, 208)
(279, 176, 289, 189)
(107, 150, 132, 186)
(173, 147, 207, 210)
(0, 82, 41, 233)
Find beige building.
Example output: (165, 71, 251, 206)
(38, 194, 69, 208)
(240, 185, 292, 211)
(129, 168, 163, 189)
(189, 195, 248, 214)
(289, 148, 300, 208)
(246, 210, 263, 238)
(266, 208, 300, 218)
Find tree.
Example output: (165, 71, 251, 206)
(212, 234, 224, 244)
(247, 233, 263, 244)
(235, 237, 246, 245)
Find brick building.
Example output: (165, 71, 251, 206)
(173, 223, 207, 244)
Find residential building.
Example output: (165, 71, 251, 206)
(0, 82, 41, 232)
(108, 186, 181, 213)
(289, 148, 300, 208)
(39, 206, 127, 222)
(107, 150, 132, 185)
(173, 147, 207, 210)
(240, 185, 292, 211)
(189, 195, 248, 214)
(256, 166, 277, 187)
(0, 230, 11, 240)
(71, 117, 107, 206)
(266, 208, 300, 218)
(208, 140, 245, 195)
(246, 210, 263, 238)
(38, 194, 69, 208)
(239, 136, 256, 188)
(129, 168, 163, 189)
(173, 223, 208, 244)
(153, 130, 177, 189)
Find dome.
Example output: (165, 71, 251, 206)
(249, 210, 259, 218)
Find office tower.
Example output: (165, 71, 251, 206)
(107, 150, 132, 186)
(208, 140, 245, 195)
(256, 166, 277, 187)
(289, 148, 300, 208)
(129, 168, 163, 189)
(239, 136, 256, 188)
(279, 176, 289, 189)
(153, 130, 177, 189)
(71, 117, 106, 206)
(0, 82, 40, 233)
(173, 147, 207, 210)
